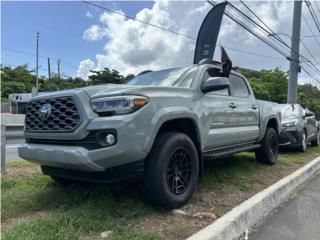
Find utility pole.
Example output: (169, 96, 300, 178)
(47, 58, 51, 90)
(57, 59, 61, 90)
(287, 1, 302, 104)
(32, 32, 39, 96)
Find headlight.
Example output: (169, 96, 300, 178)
(281, 119, 299, 127)
(90, 95, 148, 115)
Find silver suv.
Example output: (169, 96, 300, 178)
(279, 104, 320, 152)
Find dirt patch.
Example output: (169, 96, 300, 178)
(1, 166, 40, 179)
(135, 155, 319, 239)
(1, 210, 51, 230)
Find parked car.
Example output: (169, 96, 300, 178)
(19, 59, 281, 209)
(279, 104, 320, 152)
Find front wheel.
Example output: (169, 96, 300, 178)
(298, 131, 307, 152)
(311, 130, 320, 146)
(255, 127, 278, 165)
(143, 132, 199, 209)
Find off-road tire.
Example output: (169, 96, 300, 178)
(298, 130, 307, 152)
(51, 176, 72, 186)
(255, 127, 278, 165)
(143, 132, 199, 209)
(311, 130, 320, 147)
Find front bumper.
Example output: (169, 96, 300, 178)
(18, 140, 147, 172)
(278, 128, 302, 147)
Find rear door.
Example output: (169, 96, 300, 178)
(228, 74, 260, 143)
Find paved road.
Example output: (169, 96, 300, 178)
(5, 139, 24, 161)
(249, 173, 320, 240)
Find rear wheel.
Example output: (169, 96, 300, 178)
(255, 127, 278, 165)
(143, 132, 199, 209)
(311, 130, 320, 146)
(298, 130, 307, 152)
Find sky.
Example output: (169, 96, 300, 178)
(1, 0, 320, 86)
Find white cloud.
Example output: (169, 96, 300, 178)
(86, 11, 93, 19)
(76, 59, 95, 80)
(78, 0, 319, 85)
(83, 25, 107, 41)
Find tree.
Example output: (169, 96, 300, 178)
(88, 68, 125, 85)
(240, 68, 320, 118)
(1, 64, 87, 98)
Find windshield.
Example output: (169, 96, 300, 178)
(127, 67, 191, 87)
(280, 105, 300, 120)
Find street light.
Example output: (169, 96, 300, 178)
(268, 32, 320, 41)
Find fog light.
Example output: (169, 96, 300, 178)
(96, 130, 117, 147)
(105, 134, 115, 145)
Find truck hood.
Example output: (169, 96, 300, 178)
(81, 84, 194, 99)
(81, 84, 138, 98)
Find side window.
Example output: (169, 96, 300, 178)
(179, 69, 197, 88)
(203, 68, 229, 96)
(229, 74, 250, 98)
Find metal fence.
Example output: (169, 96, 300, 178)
(1, 102, 19, 114)
(1, 115, 25, 173)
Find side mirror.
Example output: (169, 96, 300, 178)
(305, 111, 314, 117)
(202, 77, 229, 93)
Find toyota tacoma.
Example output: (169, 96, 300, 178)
(19, 59, 281, 209)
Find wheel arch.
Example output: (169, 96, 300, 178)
(143, 115, 203, 176)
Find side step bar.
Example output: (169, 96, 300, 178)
(203, 143, 261, 159)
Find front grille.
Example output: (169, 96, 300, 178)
(25, 96, 81, 132)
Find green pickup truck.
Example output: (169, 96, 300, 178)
(19, 60, 281, 209)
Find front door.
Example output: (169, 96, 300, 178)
(200, 68, 239, 150)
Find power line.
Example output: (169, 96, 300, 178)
(207, 0, 320, 84)
(314, 0, 320, 17)
(301, 41, 320, 66)
(209, 0, 290, 59)
(305, 0, 320, 32)
(223, 46, 284, 60)
(229, 1, 320, 84)
(301, 13, 320, 48)
(238, 0, 291, 49)
(2, 47, 52, 60)
(81, 0, 196, 40)
(1, 47, 77, 71)
(234, 1, 314, 65)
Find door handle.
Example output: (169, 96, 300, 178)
(229, 102, 237, 109)
(251, 105, 258, 110)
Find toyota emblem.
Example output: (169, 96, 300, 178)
(39, 104, 52, 121)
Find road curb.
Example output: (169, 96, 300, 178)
(187, 155, 320, 240)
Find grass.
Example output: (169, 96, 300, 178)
(198, 146, 320, 193)
(1, 146, 320, 240)
(2, 174, 155, 239)
(5, 160, 36, 168)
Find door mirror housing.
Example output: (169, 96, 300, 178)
(202, 77, 229, 93)
(304, 111, 314, 117)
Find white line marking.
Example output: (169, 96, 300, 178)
(6, 145, 22, 148)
